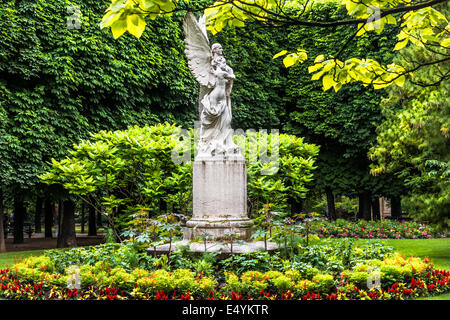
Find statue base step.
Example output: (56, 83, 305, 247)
(184, 218, 254, 241)
(148, 240, 278, 256)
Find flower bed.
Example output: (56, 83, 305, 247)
(310, 219, 449, 239)
(1, 241, 449, 300)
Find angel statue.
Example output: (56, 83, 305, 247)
(183, 12, 241, 158)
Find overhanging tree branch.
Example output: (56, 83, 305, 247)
(216, 0, 447, 28)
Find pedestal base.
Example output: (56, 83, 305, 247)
(150, 240, 278, 255)
(184, 219, 254, 241)
(184, 157, 253, 241)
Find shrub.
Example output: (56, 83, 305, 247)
(311, 274, 335, 294)
(294, 279, 316, 295)
(346, 271, 370, 287)
(270, 274, 293, 293)
(107, 268, 136, 290)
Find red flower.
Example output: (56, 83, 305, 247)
(281, 290, 292, 300)
(410, 278, 417, 289)
(230, 291, 243, 300)
(181, 292, 190, 300)
(155, 291, 169, 300)
(326, 293, 337, 300)
(368, 291, 379, 299)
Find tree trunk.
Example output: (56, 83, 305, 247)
(390, 196, 402, 219)
(0, 189, 6, 253)
(81, 202, 85, 233)
(34, 197, 43, 234)
(97, 210, 102, 228)
(88, 205, 97, 236)
(56, 201, 63, 237)
(358, 192, 372, 220)
(13, 194, 25, 244)
(44, 199, 53, 238)
(57, 199, 77, 248)
(335, 196, 344, 219)
(372, 198, 380, 221)
(325, 187, 336, 221)
(159, 199, 167, 215)
(289, 197, 303, 215)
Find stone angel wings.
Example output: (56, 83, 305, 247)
(183, 12, 241, 158)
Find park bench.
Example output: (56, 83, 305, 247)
(3, 221, 33, 238)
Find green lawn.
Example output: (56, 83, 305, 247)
(0, 250, 46, 269)
(358, 238, 450, 300)
(378, 238, 450, 270)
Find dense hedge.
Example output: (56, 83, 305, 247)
(0, 0, 197, 192)
(1, 0, 402, 201)
(277, 2, 403, 198)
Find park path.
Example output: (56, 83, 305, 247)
(4, 233, 105, 252)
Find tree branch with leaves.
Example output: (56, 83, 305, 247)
(100, 0, 449, 91)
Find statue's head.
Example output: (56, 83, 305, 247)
(211, 43, 223, 56)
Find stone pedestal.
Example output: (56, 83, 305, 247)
(184, 156, 254, 241)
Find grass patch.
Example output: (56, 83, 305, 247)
(0, 250, 46, 269)
(381, 238, 450, 270)
(358, 238, 450, 300)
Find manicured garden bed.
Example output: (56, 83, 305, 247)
(310, 219, 450, 239)
(1, 238, 449, 300)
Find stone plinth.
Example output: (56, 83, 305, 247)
(184, 156, 254, 241)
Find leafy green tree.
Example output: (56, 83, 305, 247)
(0, 0, 198, 243)
(100, 0, 449, 91)
(100, 0, 442, 219)
(369, 34, 449, 229)
(42, 123, 319, 237)
(41, 124, 191, 238)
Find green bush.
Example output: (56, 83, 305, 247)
(42, 123, 319, 235)
(311, 274, 335, 294)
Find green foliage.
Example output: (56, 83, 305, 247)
(42, 123, 319, 235)
(41, 123, 193, 232)
(279, 3, 400, 198)
(309, 218, 450, 239)
(369, 20, 450, 229)
(44, 243, 155, 273)
(102, 0, 449, 92)
(239, 131, 320, 213)
(0, 0, 197, 194)
(205, 0, 448, 91)
(218, 251, 283, 276)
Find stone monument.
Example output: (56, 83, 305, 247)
(182, 12, 254, 241)
(151, 13, 277, 254)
